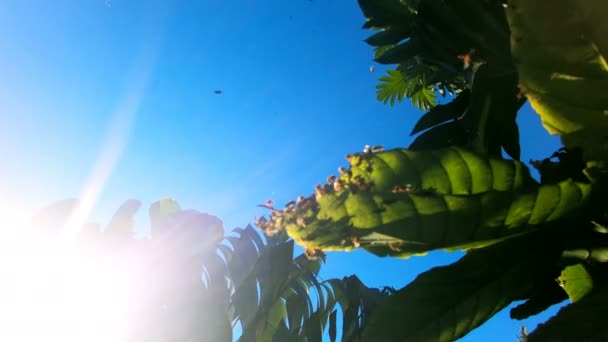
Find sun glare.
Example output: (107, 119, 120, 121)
(0, 233, 142, 342)
(0, 55, 155, 340)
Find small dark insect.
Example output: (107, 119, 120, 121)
(370, 65, 375, 73)
(338, 166, 349, 175)
(213, 90, 222, 94)
(371, 145, 384, 153)
(345, 154, 353, 162)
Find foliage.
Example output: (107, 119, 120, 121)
(360, 0, 524, 160)
(506, 0, 608, 161)
(29, 197, 392, 341)
(25, 0, 608, 341)
(258, 147, 594, 258)
(249, 0, 608, 340)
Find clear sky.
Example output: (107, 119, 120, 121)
(0, 0, 565, 340)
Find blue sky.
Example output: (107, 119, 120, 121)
(0, 0, 565, 340)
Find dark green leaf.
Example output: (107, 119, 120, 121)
(329, 310, 337, 342)
(375, 38, 421, 64)
(409, 121, 468, 150)
(374, 44, 395, 60)
(365, 25, 412, 47)
(411, 90, 470, 135)
(232, 274, 260, 329)
(528, 283, 608, 342)
(358, 0, 415, 28)
(301, 311, 322, 342)
(285, 290, 306, 332)
(361, 234, 561, 341)
(294, 253, 322, 276)
(510, 278, 568, 320)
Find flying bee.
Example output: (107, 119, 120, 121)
(371, 145, 384, 153)
(363, 145, 372, 153)
(370, 65, 375, 73)
(333, 179, 345, 192)
(326, 175, 337, 185)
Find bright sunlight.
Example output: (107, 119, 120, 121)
(0, 231, 142, 342)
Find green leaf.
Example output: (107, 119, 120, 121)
(374, 44, 395, 60)
(302, 311, 322, 342)
(559, 264, 593, 302)
(376, 69, 408, 106)
(358, 0, 415, 28)
(256, 299, 287, 341)
(409, 121, 468, 150)
(510, 277, 568, 320)
(528, 282, 608, 341)
(294, 253, 322, 276)
(364, 25, 412, 47)
(376, 63, 437, 110)
(410, 84, 436, 111)
(232, 274, 260, 329)
(329, 310, 337, 342)
(506, 0, 608, 160)
(460, 63, 521, 159)
(286, 290, 306, 332)
(361, 234, 561, 341)
(410, 90, 470, 135)
(375, 38, 421, 64)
